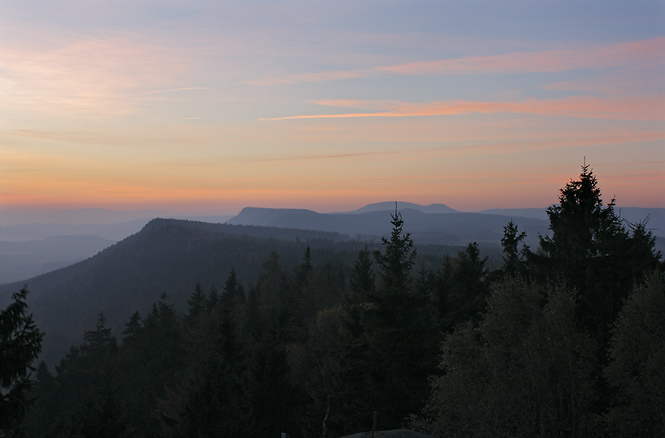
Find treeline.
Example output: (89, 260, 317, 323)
(10, 165, 665, 437)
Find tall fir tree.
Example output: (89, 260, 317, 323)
(373, 208, 416, 293)
(0, 287, 43, 436)
(434, 243, 489, 331)
(501, 220, 527, 277)
(537, 164, 662, 348)
(338, 209, 439, 431)
(184, 282, 207, 328)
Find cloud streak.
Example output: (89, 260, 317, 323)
(245, 37, 665, 86)
(0, 34, 199, 118)
(223, 130, 665, 165)
(262, 95, 665, 121)
(139, 87, 207, 95)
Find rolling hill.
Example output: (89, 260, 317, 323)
(0, 220, 377, 364)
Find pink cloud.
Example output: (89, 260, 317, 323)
(247, 37, 665, 86)
(243, 69, 372, 86)
(0, 34, 200, 118)
(262, 95, 665, 121)
(378, 37, 665, 76)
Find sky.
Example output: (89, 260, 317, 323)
(1, 0, 664, 215)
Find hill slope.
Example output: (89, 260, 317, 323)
(0, 220, 358, 363)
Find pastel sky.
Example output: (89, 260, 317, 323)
(2, 0, 664, 214)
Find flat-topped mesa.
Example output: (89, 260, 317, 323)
(227, 207, 320, 226)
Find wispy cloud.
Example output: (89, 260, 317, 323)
(245, 37, 665, 86)
(0, 33, 199, 118)
(544, 63, 665, 97)
(262, 95, 665, 121)
(216, 130, 665, 165)
(139, 87, 207, 95)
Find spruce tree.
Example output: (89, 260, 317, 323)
(349, 247, 375, 300)
(434, 243, 490, 331)
(334, 248, 377, 434)
(348, 209, 438, 430)
(501, 220, 527, 276)
(121, 311, 143, 347)
(185, 282, 207, 328)
(538, 164, 662, 348)
(373, 209, 416, 293)
(0, 287, 43, 435)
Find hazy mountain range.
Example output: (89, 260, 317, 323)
(1, 201, 663, 364)
(227, 202, 663, 248)
(1, 202, 662, 285)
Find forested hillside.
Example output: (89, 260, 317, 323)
(2, 166, 663, 437)
(0, 221, 467, 365)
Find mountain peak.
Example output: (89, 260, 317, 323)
(228, 207, 320, 227)
(347, 202, 457, 215)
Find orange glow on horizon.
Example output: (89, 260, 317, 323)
(2, 9, 663, 217)
(3, 165, 663, 214)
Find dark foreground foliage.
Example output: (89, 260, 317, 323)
(12, 165, 664, 437)
(0, 287, 43, 437)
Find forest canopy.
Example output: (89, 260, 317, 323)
(6, 165, 663, 437)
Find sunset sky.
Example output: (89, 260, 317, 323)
(2, 0, 664, 214)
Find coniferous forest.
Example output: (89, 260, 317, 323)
(2, 165, 664, 437)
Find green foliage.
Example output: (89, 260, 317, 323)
(420, 278, 597, 438)
(417, 165, 663, 437)
(604, 273, 665, 437)
(0, 287, 43, 436)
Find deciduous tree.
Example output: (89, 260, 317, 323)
(604, 273, 665, 437)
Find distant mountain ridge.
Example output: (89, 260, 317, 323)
(230, 203, 664, 241)
(227, 204, 665, 260)
(0, 235, 115, 284)
(343, 201, 458, 215)
(228, 205, 550, 246)
(3, 203, 660, 286)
